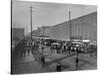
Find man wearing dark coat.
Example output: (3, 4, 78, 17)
(56, 63, 62, 72)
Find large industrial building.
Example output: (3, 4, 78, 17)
(51, 11, 97, 41)
(12, 28, 25, 45)
(12, 28, 25, 40)
(31, 11, 97, 42)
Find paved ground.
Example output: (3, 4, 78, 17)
(12, 45, 97, 74)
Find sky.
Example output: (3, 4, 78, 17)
(12, 0, 97, 35)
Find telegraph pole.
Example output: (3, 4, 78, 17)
(30, 6, 32, 41)
(69, 11, 72, 40)
(81, 18, 83, 40)
(11, 0, 13, 74)
(85, 24, 87, 40)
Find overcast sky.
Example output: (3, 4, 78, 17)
(12, 0, 97, 35)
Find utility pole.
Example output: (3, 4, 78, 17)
(30, 6, 32, 41)
(11, 0, 13, 41)
(81, 18, 83, 40)
(11, 0, 13, 74)
(69, 11, 72, 40)
(30, 6, 33, 50)
(85, 24, 87, 40)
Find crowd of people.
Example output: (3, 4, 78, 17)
(12, 37, 97, 71)
(12, 37, 97, 58)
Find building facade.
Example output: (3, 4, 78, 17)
(51, 12, 97, 42)
(31, 12, 97, 42)
(12, 28, 25, 41)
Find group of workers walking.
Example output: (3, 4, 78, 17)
(13, 38, 83, 72)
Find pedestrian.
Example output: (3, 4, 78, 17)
(50, 45, 53, 53)
(75, 55, 79, 70)
(63, 44, 66, 53)
(22, 41, 26, 57)
(41, 44, 44, 52)
(68, 46, 71, 54)
(31, 45, 34, 55)
(57, 46, 60, 53)
(41, 56, 45, 67)
(56, 62, 62, 72)
(27, 49, 30, 55)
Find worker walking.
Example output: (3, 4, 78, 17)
(41, 56, 45, 67)
(56, 62, 62, 72)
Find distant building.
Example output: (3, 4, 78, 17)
(31, 12, 97, 42)
(31, 26, 52, 38)
(38, 26, 52, 38)
(51, 12, 97, 42)
(12, 28, 25, 41)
